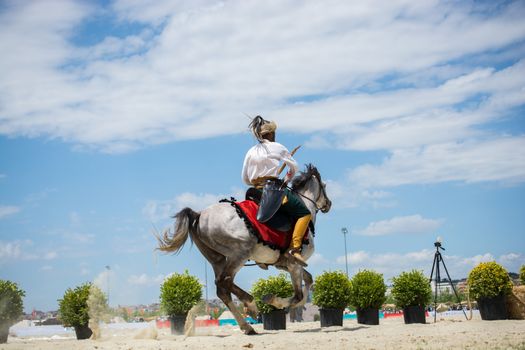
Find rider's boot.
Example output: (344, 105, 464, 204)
(288, 214, 311, 267)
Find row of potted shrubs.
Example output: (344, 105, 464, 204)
(254, 270, 422, 329)
(161, 262, 522, 331)
(253, 261, 520, 330)
(1, 262, 522, 342)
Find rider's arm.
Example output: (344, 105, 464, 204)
(275, 143, 298, 183)
(241, 153, 253, 186)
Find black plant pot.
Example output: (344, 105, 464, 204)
(356, 307, 379, 325)
(262, 309, 286, 330)
(403, 305, 426, 324)
(0, 324, 9, 344)
(74, 324, 93, 340)
(319, 308, 344, 327)
(478, 294, 508, 320)
(170, 314, 188, 335)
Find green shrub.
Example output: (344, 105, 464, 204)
(520, 265, 525, 285)
(58, 282, 104, 327)
(349, 270, 387, 310)
(160, 271, 202, 315)
(391, 270, 432, 308)
(0, 280, 25, 327)
(312, 271, 352, 309)
(251, 273, 294, 314)
(467, 261, 513, 300)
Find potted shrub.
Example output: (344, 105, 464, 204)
(467, 261, 513, 320)
(312, 271, 352, 327)
(160, 270, 202, 334)
(349, 270, 386, 325)
(58, 282, 106, 339)
(0, 280, 25, 344)
(251, 273, 293, 330)
(391, 270, 431, 324)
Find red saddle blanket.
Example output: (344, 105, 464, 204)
(234, 200, 308, 251)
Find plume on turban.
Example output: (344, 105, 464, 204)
(249, 115, 277, 141)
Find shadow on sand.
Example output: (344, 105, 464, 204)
(292, 325, 369, 334)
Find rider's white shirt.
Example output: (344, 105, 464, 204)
(242, 140, 298, 186)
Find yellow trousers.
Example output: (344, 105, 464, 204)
(290, 214, 311, 250)
(281, 194, 311, 251)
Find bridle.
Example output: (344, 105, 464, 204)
(290, 175, 329, 213)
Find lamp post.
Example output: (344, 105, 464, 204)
(341, 227, 349, 277)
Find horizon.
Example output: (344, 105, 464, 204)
(1, 0, 524, 313)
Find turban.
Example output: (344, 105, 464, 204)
(249, 116, 277, 141)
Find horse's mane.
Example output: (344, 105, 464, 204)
(291, 164, 322, 190)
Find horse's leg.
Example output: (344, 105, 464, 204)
(190, 234, 257, 334)
(228, 283, 258, 319)
(210, 249, 257, 335)
(216, 271, 257, 335)
(300, 269, 313, 306)
(263, 264, 304, 309)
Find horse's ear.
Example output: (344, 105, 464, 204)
(310, 164, 321, 182)
(304, 163, 313, 173)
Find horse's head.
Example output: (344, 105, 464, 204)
(291, 164, 332, 213)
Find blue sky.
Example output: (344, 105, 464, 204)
(1, 0, 524, 313)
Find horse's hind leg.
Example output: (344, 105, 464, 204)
(188, 231, 256, 334)
(300, 269, 313, 306)
(229, 283, 258, 318)
(264, 265, 308, 309)
(216, 274, 256, 335)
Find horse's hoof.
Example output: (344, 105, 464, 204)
(246, 309, 258, 319)
(262, 294, 274, 304)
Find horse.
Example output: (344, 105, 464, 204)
(156, 164, 331, 334)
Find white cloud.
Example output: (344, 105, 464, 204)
(461, 253, 495, 267)
(24, 188, 56, 204)
(0, 206, 21, 219)
(62, 231, 96, 244)
(143, 192, 226, 222)
(0, 240, 38, 262)
(69, 211, 81, 226)
(0, 1, 523, 153)
(335, 249, 523, 281)
(336, 249, 435, 280)
(346, 251, 370, 265)
(499, 253, 521, 265)
(324, 181, 396, 209)
(308, 253, 329, 265)
(43, 251, 58, 260)
(112, 0, 211, 24)
(0, 241, 23, 260)
(40, 265, 53, 271)
(128, 273, 165, 286)
(348, 137, 525, 188)
(498, 253, 525, 273)
(356, 215, 442, 236)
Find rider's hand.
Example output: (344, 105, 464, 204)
(283, 170, 293, 184)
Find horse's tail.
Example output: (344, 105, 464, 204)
(155, 208, 200, 254)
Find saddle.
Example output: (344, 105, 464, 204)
(245, 187, 293, 232)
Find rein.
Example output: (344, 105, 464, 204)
(289, 175, 326, 212)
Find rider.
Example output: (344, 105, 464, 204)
(241, 116, 311, 266)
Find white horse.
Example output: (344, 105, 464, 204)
(156, 164, 331, 334)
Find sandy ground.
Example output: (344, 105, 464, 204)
(2, 315, 525, 350)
